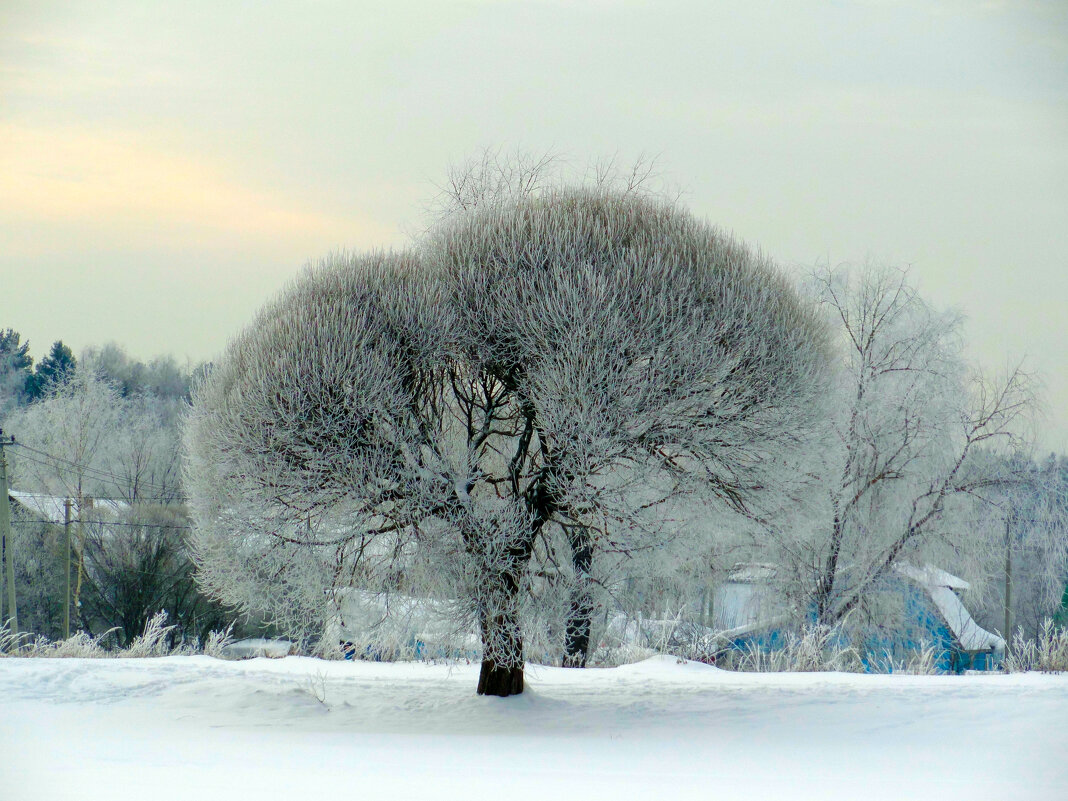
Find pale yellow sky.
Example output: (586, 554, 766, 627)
(1, 1, 1065, 449)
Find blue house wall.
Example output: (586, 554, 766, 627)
(719, 575, 1002, 673)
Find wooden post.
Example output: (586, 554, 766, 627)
(0, 430, 17, 633)
(1004, 514, 1012, 655)
(64, 498, 72, 639)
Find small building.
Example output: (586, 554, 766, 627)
(325, 589, 480, 662)
(8, 490, 128, 524)
(712, 562, 1005, 673)
(890, 563, 1005, 672)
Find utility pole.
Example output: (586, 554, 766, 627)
(0, 428, 17, 633)
(64, 497, 72, 639)
(1004, 513, 1013, 654)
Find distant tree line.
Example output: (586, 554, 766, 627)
(1, 330, 201, 413)
(1, 331, 77, 409)
(0, 331, 258, 647)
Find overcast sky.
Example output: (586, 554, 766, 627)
(1, 1, 1065, 449)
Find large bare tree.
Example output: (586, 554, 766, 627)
(184, 188, 830, 695)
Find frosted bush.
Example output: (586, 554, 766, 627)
(715, 625, 863, 673)
(124, 612, 176, 657)
(1005, 619, 1068, 673)
(1, 623, 116, 658)
(203, 624, 236, 659)
(0, 614, 244, 659)
(866, 641, 939, 675)
(0, 621, 29, 655)
(37, 630, 117, 658)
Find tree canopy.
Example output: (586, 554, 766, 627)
(184, 187, 832, 695)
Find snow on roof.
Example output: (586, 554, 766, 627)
(726, 563, 778, 583)
(894, 562, 1003, 653)
(894, 562, 970, 591)
(927, 585, 1005, 653)
(8, 490, 128, 524)
(220, 639, 295, 660)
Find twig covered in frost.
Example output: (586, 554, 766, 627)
(1005, 619, 1068, 673)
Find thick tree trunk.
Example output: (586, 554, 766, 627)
(477, 657, 524, 696)
(563, 526, 594, 668)
(476, 568, 526, 697)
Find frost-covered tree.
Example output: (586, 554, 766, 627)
(7, 370, 123, 502)
(81, 343, 197, 401)
(967, 453, 1068, 640)
(758, 265, 1039, 637)
(6, 369, 190, 633)
(433, 189, 831, 675)
(8, 368, 184, 505)
(185, 188, 830, 695)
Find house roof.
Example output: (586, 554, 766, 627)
(893, 562, 970, 591)
(894, 562, 1004, 653)
(715, 560, 1005, 654)
(8, 490, 128, 524)
(926, 585, 1005, 653)
(726, 563, 778, 583)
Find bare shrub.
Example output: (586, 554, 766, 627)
(715, 625, 863, 673)
(0, 614, 239, 659)
(203, 624, 236, 659)
(1005, 619, 1068, 673)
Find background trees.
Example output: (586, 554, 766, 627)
(185, 188, 831, 695)
(25, 341, 77, 401)
(0, 329, 33, 414)
(739, 264, 1051, 650)
(970, 453, 1068, 639)
(2, 351, 216, 643)
(0, 331, 78, 410)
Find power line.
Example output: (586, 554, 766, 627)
(13, 443, 181, 494)
(12, 450, 160, 492)
(10, 444, 184, 497)
(85, 520, 193, 531)
(10, 519, 193, 531)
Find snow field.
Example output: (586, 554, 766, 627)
(1, 655, 1066, 800)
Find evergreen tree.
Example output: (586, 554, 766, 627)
(27, 340, 77, 400)
(0, 327, 34, 410)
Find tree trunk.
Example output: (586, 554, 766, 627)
(477, 657, 524, 697)
(563, 526, 594, 667)
(563, 601, 593, 667)
(476, 566, 526, 697)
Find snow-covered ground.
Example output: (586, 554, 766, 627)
(2, 656, 1066, 800)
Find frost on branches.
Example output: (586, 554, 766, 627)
(184, 189, 829, 696)
(753, 264, 1044, 645)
